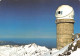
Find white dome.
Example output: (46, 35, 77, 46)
(55, 5, 74, 19)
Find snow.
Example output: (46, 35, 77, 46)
(51, 48, 59, 54)
(69, 48, 80, 56)
(52, 42, 72, 56)
(0, 43, 51, 56)
(52, 38, 80, 56)
(0, 38, 80, 56)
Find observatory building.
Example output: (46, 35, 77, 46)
(55, 5, 75, 49)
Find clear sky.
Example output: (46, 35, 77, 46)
(0, 0, 80, 38)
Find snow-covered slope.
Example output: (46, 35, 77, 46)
(0, 38, 80, 56)
(0, 43, 52, 56)
(52, 38, 80, 56)
(69, 48, 80, 56)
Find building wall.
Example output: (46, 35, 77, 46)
(56, 19, 74, 49)
(77, 40, 80, 48)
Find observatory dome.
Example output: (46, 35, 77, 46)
(55, 5, 74, 19)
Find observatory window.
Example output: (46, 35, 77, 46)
(58, 11, 62, 14)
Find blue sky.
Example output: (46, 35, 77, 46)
(0, 0, 80, 38)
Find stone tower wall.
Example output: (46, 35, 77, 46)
(56, 19, 75, 49)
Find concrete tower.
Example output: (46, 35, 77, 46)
(55, 5, 75, 49)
